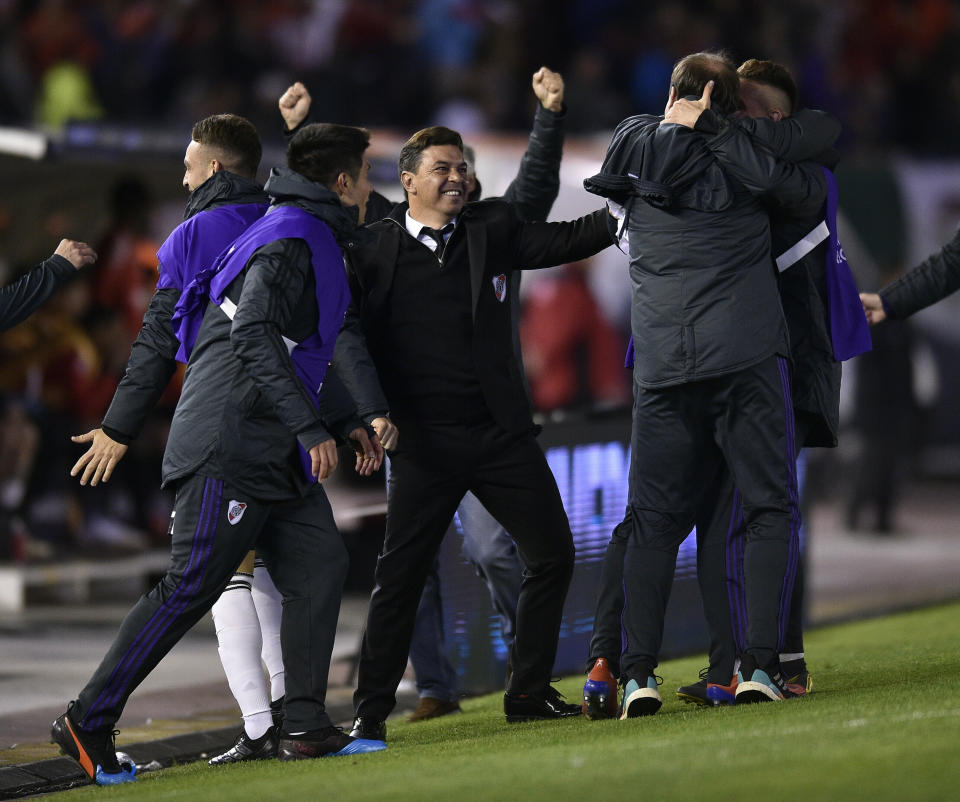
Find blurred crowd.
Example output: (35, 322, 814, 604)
(0, 176, 178, 560)
(1, 0, 955, 561)
(0, 0, 958, 154)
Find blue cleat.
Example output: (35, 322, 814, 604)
(327, 738, 387, 757)
(278, 727, 387, 760)
(51, 703, 137, 785)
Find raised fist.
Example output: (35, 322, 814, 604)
(279, 82, 312, 131)
(54, 239, 97, 270)
(532, 67, 564, 113)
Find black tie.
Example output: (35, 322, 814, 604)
(422, 223, 454, 260)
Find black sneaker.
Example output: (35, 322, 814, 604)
(676, 668, 713, 706)
(51, 703, 136, 785)
(277, 726, 386, 760)
(208, 726, 279, 765)
(735, 653, 793, 703)
(504, 685, 581, 722)
(270, 697, 285, 730)
(349, 716, 386, 741)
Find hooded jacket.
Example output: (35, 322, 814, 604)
(161, 168, 363, 499)
(101, 171, 268, 443)
(585, 110, 825, 389)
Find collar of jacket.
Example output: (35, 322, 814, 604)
(383, 199, 476, 226)
(264, 166, 371, 250)
(184, 171, 268, 220)
(368, 200, 487, 321)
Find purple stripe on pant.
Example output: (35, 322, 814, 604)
(725, 489, 747, 654)
(776, 356, 801, 651)
(84, 478, 222, 729)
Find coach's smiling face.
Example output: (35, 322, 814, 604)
(402, 144, 468, 228)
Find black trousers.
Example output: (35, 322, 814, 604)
(354, 418, 575, 720)
(615, 355, 800, 680)
(74, 474, 347, 733)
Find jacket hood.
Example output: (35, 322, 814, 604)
(184, 171, 267, 220)
(264, 166, 369, 248)
(585, 113, 734, 211)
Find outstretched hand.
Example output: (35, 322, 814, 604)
(70, 428, 128, 486)
(860, 292, 887, 325)
(532, 66, 564, 112)
(279, 81, 312, 131)
(662, 80, 713, 129)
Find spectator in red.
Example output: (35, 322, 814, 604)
(520, 260, 629, 412)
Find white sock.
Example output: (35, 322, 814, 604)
(252, 559, 285, 703)
(779, 652, 805, 663)
(211, 573, 272, 739)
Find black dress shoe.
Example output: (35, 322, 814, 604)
(208, 727, 278, 765)
(349, 716, 386, 741)
(504, 686, 582, 722)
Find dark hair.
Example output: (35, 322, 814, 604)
(286, 123, 370, 188)
(397, 126, 464, 178)
(191, 114, 261, 178)
(737, 59, 798, 115)
(670, 52, 739, 116)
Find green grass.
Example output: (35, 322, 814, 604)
(63, 602, 960, 800)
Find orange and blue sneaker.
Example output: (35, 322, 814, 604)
(706, 674, 738, 705)
(620, 675, 662, 718)
(582, 657, 619, 719)
(51, 703, 136, 785)
(677, 668, 737, 706)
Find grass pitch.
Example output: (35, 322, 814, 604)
(62, 602, 960, 800)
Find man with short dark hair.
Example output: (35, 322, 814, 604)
(583, 51, 828, 716)
(337, 124, 616, 738)
(52, 122, 386, 786)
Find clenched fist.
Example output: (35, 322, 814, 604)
(279, 82, 312, 132)
(532, 67, 564, 113)
(54, 239, 97, 270)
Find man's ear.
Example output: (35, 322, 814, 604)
(665, 85, 678, 114)
(336, 171, 351, 197)
(769, 109, 784, 122)
(400, 171, 416, 195)
(210, 159, 223, 174)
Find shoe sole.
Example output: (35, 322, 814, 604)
(735, 681, 784, 703)
(208, 748, 277, 765)
(676, 689, 716, 707)
(620, 688, 662, 719)
(582, 691, 617, 719)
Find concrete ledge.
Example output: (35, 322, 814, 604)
(0, 551, 171, 612)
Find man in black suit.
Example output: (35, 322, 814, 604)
(336, 125, 615, 736)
